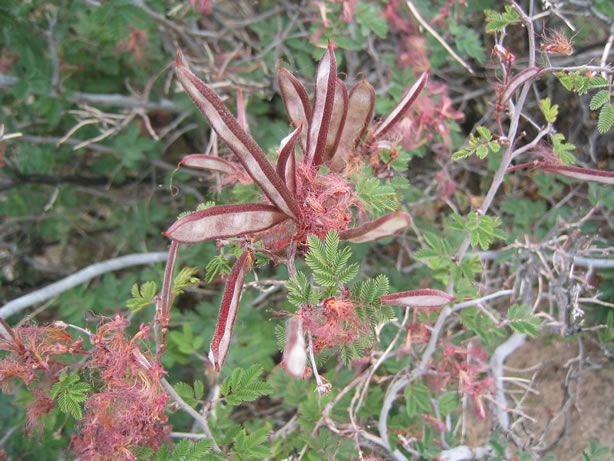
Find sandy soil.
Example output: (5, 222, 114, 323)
(466, 336, 614, 459)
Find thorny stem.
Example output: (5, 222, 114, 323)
(450, 289, 514, 313)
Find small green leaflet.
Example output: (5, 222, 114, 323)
(127, 281, 157, 312)
(285, 271, 321, 307)
(556, 71, 608, 96)
(153, 438, 213, 461)
(233, 427, 272, 459)
(507, 304, 541, 337)
(439, 392, 459, 417)
(354, 2, 388, 39)
(355, 177, 397, 215)
(205, 254, 231, 283)
(452, 126, 500, 161)
(173, 380, 205, 408)
(598, 104, 614, 134)
(465, 213, 507, 251)
(484, 6, 520, 33)
(404, 382, 432, 418)
(581, 441, 611, 461)
(589, 89, 610, 111)
(461, 306, 506, 347)
(449, 22, 485, 62)
(221, 365, 273, 406)
(169, 323, 204, 355)
(540, 98, 558, 123)
(173, 266, 200, 296)
(49, 372, 91, 420)
(551, 133, 576, 165)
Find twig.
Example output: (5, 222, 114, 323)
(378, 305, 452, 449)
(450, 290, 514, 312)
(161, 378, 221, 452)
(0, 75, 178, 112)
(600, 34, 614, 79)
(0, 426, 17, 448)
(306, 331, 331, 394)
(489, 332, 527, 431)
(354, 307, 411, 415)
(454, 0, 538, 265)
(46, 10, 59, 90)
(473, 250, 614, 269)
(0, 252, 169, 320)
(170, 432, 210, 440)
(405, 1, 475, 75)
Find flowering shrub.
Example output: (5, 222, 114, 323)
(162, 43, 458, 377)
(1, 1, 614, 460)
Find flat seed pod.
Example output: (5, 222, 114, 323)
(339, 212, 412, 243)
(381, 289, 456, 308)
(164, 204, 289, 244)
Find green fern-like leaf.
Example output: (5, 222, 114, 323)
(274, 324, 286, 350)
(540, 98, 559, 123)
(375, 274, 390, 297)
(234, 427, 271, 459)
(305, 231, 358, 289)
(355, 177, 397, 215)
(587, 76, 609, 89)
(337, 263, 360, 284)
(330, 247, 352, 275)
(286, 271, 320, 307)
(376, 303, 396, 326)
(324, 230, 340, 262)
(312, 270, 339, 288)
(590, 89, 610, 110)
(173, 267, 200, 295)
(357, 275, 389, 304)
(205, 254, 231, 283)
(49, 372, 90, 420)
(127, 281, 158, 312)
(306, 234, 327, 266)
(185, 439, 213, 460)
(195, 201, 216, 212)
(551, 133, 576, 165)
(484, 6, 520, 33)
(170, 439, 190, 461)
(598, 104, 614, 134)
(358, 279, 377, 304)
(221, 365, 273, 406)
(155, 438, 213, 461)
